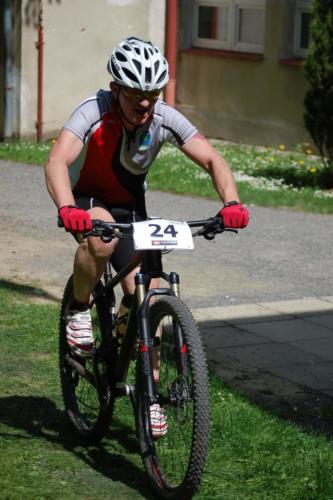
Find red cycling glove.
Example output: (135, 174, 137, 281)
(58, 205, 92, 232)
(220, 201, 249, 229)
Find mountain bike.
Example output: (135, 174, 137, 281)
(58, 215, 236, 498)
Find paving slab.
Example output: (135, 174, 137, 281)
(238, 318, 333, 343)
(196, 297, 333, 399)
(193, 303, 290, 323)
(305, 314, 333, 331)
(260, 298, 333, 316)
(200, 324, 268, 348)
(209, 342, 325, 369)
(288, 337, 333, 361)
(272, 362, 333, 392)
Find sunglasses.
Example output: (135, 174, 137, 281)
(120, 87, 161, 102)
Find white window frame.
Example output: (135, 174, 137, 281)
(192, 0, 266, 54)
(294, 0, 312, 57)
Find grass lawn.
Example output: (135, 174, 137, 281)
(1, 283, 333, 499)
(0, 140, 332, 214)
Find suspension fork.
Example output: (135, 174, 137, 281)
(169, 272, 189, 378)
(136, 273, 175, 405)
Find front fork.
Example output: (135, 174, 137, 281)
(136, 271, 187, 405)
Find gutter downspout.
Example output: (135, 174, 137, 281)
(35, 0, 44, 142)
(165, 0, 178, 107)
(4, 0, 14, 138)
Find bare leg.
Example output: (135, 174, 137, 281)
(73, 207, 118, 303)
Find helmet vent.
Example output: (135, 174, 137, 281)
(145, 67, 152, 83)
(156, 70, 167, 85)
(123, 67, 140, 84)
(134, 47, 140, 55)
(154, 61, 160, 73)
(123, 44, 131, 51)
(144, 48, 149, 59)
(116, 51, 127, 62)
(133, 59, 141, 72)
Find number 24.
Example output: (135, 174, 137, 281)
(149, 223, 178, 238)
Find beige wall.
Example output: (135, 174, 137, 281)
(20, 0, 166, 139)
(177, 0, 312, 149)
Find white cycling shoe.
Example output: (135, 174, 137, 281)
(66, 308, 95, 358)
(150, 403, 168, 439)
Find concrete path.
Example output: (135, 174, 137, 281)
(194, 296, 333, 397)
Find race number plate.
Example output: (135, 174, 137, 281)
(133, 219, 194, 250)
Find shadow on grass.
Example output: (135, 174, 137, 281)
(0, 396, 155, 499)
(0, 279, 60, 303)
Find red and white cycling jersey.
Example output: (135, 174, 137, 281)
(64, 90, 197, 213)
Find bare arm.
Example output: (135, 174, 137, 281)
(44, 129, 84, 209)
(181, 134, 240, 204)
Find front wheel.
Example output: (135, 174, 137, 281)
(59, 276, 114, 442)
(136, 296, 210, 499)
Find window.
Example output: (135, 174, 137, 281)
(192, 0, 266, 54)
(294, 0, 312, 57)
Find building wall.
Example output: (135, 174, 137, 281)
(177, 0, 311, 149)
(20, 0, 166, 139)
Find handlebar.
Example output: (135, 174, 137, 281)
(58, 215, 237, 242)
(82, 217, 237, 242)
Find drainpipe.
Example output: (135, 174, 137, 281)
(4, 0, 14, 138)
(35, 0, 44, 142)
(165, 0, 178, 107)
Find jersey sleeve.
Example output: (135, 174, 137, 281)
(161, 104, 198, 148)
(63, 96, 100, 144)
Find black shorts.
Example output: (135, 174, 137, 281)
(74, 195, 143, 272)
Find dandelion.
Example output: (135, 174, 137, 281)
(309, 167, 317, 173)
(51, 139, 56, 144)
(306, 148, 312, 155)
(279, 144, 285, 151)
(299, 160, 305, 166)
(269, 156, 275, 162)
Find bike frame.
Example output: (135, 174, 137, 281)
(91, 247, 181, 404)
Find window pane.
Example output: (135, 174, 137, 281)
(238, 8, 264, 45)
(300, 12, 311, 49)
(198, 5, 229, 41)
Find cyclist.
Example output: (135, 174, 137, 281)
(45, 36, 249, 360)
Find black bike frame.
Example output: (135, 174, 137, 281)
(91, 247, 181, 403)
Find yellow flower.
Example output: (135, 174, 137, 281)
(51, 139, 56, 144)
(299, 160, 305, 165)
(309, 167, 317, 173)
(306, 149, 312, 155)
(279, 144, 285, 151)
(269, 156, 275, 162)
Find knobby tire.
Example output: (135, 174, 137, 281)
(136, 295, 210, 499)
(59, 275, 114, 443)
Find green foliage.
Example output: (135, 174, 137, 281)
(304, 0, 333, 187)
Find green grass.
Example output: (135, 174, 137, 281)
(0, 141, 51, 166)
(1, 283, 333, 499)
(0, 140, 333, 213)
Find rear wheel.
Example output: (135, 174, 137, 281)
(136, 296, 209, 498)
(59, 276, 114, 442)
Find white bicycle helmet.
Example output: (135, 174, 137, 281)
(107, 37, 169, 91)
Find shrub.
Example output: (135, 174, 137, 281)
(304, 0, 333, 188)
